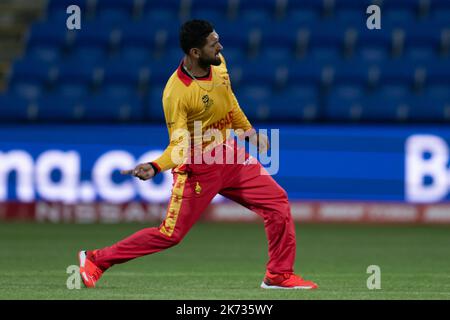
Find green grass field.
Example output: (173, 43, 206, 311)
(1, 222, 449, 299)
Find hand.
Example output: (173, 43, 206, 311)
(238, 128, 270, 154)
(121, 163, 155, 181)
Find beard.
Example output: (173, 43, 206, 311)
(198, 53, 222, 69)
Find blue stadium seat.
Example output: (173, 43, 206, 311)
(57, 62, 99, 87)
(335, 9, 365, 28)
(332, 61, 371, 86)
(404, 47, 436, 62)
(268, 85, 319, 121)
(102, 84, 136, 99)
(119, 47, 152, 65)
(356, 47, 388, 62)
(240, 9, 273, 25)
(190, 9, 225, 23)
(9, 81, 43, 101)
(284, 9, 319, 24)
(65, 46, 106, 65)
(147, 86, 165, 121)
(47, 0, 89, 11)
(308, 22, 348, 51)
(355, 28, 393, 55)
(149, 62, 176, 86)
(288, 60, 324, 86)
(211, 23, 251, 50)
(143, 0, 181, 13)
(72, 23, 113, 48)
(191, 0, 230, 13)
(120, 22, 170, 51)
(0, 93, 31, 121)
(408, 92, 449, 121)
(310, 47, 341, 62)
(221, 48, 246, 66)
(258, 47, 293, 64)
(237, 62, 279, 87)
(384, 9, 416, 27)
(27, 45, 60, 64)
(54, 83, 89, 99)
(378, 84, 410, 98)
(378, 61, 416, 86)
(430, 0, 450, 10)
(142, 8, 178, 26)
(9, 58, 56, 86)
(36, 94, 84, 121)
(425, 61, 450, 85)
(360, 92, 410, 122)
(83, 93, 142, 121)
(403, 22, 443, 50)
(102, 62, 147, 88)
(430, 9, 450, 24)
(26, 22, 68, 49)
(234, 85, 272, 121)
(260, 21, 301, 52)
(287, 0, 324, 11)
(382, 0, 419, 10)
(325, 85, 365, 121)
(96, 0, 135, 12)
(97, 8, 131, 26)
(426, 85, 450, 101)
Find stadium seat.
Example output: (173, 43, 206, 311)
(325, 85, 365, 121)
(425, 61, 450, 85)
(27, 45, 61, 64)
(288, 60, 324, 86)
(268, 85, 319, 121)
(260, 22, 301, 52)
(9, 81, 43, 101)
(72, 23, 114, 48)
(377, 61, 416, 86)
(284, 9, 319, 24)
(102, 62, 148, 88)
(65, 46, 106, 65)
(190, 0, 231, 14)
(57, 62, 99, 88)
(83, 93, 142, 122)
(96, 8, 131, 26)
(120, 22, 171, 51)
(147, 86, 165, 121)
(0, 93, 32, 121)
(409, 91, 449, 121)
(142, 0, 182, 14)
(26, 22, 68, 49)
(54, 83, 89, 99)
(119, 47, 152, 65)
(332, 61, 372, 86)
(234, 85, 272, 121)
(9, 58, 56, 86)
(36, 94, 84, 121)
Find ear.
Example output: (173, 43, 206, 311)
(189, 48, 201, 59)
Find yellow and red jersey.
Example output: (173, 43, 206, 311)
(151, 54, 253, 172)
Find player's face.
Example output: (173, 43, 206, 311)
(199, 31, 223, 67)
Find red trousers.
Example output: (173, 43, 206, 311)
(93, 145, 296, 274)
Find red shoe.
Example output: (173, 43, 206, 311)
(261, 271, 318, 289)
(78, 250, 103, 288)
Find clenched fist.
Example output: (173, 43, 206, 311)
(121, 163, 155, 181)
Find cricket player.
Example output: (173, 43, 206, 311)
(78, 20, 317, 290)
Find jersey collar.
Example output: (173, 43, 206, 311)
(177, 60, 212, 87)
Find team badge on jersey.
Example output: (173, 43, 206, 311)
(202, 95, 214, 110)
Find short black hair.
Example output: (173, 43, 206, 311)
(179, 19, 214, 54)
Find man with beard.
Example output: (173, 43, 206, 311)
(78, 20, 317, 290)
